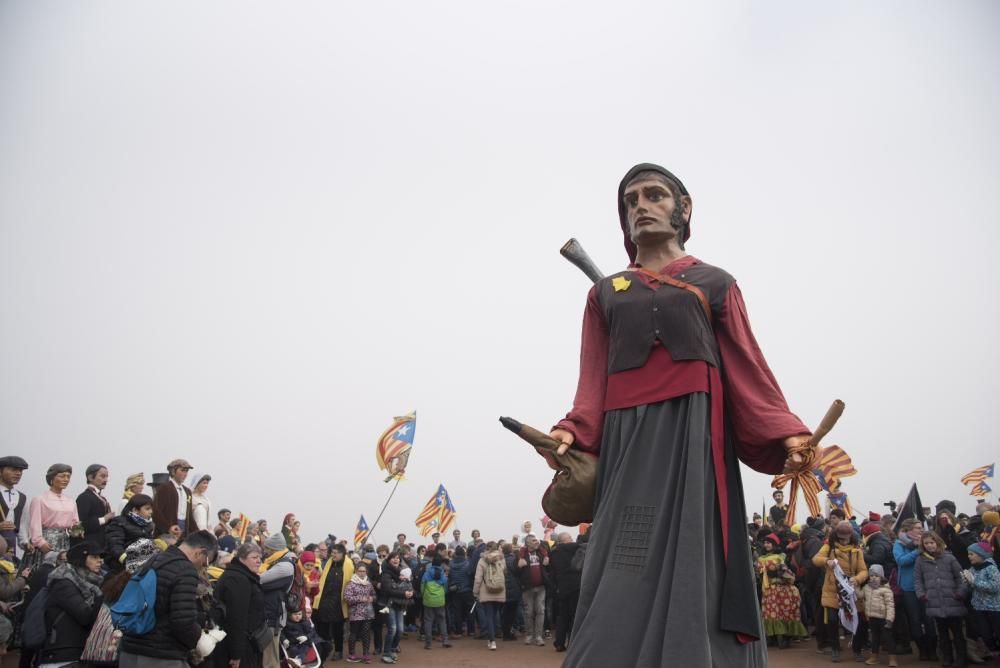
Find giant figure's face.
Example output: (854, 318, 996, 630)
(622, 177, 690, 248)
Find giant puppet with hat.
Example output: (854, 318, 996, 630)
(151, 459, 195, 538)
(0, 456, 29, 558)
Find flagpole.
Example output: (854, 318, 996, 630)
(365, 475, 403, 549)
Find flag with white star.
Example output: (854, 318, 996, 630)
(376, 411, 416, 482)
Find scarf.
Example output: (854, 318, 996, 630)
(49, 563, 103, 607)
(128, 511, 153, 527)
(260, 548, 290, 573)
(920, 550, 937, 561)
(350, 573, 369, 585)
(757, 553, 784, 591)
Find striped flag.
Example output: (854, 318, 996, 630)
(961, 463, 995, 486)
(376, 411, 416, 482)
(354, 515, 370, 547)
(415, 484, 457, 536)
(970, 481, 992, 498)
(235, 513, 252, 543)
(814, 445, 858, 491)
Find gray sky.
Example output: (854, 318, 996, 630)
(2, 1, 998, 545)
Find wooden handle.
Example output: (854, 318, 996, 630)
(810, 400, 845, 447)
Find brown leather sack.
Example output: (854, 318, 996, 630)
(499, 417, 597, 526)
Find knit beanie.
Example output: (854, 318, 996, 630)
(869, 564, 885, 579)
(300, 551, 316, 565)
(861, 523, 882, 537)
(764, 533, 781, 546)
(968, 542, 993, 560)
(126, 538, 159, 574)
(264, 534, 287, 551)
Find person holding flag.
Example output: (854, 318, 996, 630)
(812, 522, 868, 662)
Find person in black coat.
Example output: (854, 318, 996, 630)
(862, 523, 896, 571)
(40, 540, 104, 665)
(119, 530, 218, 665)
(75, 464, 115, 549)
(105, 494, 156, 572)
(501, 544, 522, 641)
(215, 543, 265, 668)
(548, 533, 582, 652)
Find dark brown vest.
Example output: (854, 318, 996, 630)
(595, 262, 734, 374)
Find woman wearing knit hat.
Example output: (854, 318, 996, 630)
(812, 521, 868, 662)
(965, 541, 1000, 653)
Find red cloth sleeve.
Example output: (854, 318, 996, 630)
(716, 283, 809, 474)
(554, 287, 608, 454)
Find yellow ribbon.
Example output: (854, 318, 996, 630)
(772, 443, 822, 523)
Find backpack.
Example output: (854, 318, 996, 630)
(110, 561, 158, 635)
(21, 586, 61, 650)
(483, 558, 504, 594)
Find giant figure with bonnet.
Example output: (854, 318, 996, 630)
(549, 163, 813, 666)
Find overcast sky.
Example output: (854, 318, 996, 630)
(2, 1, 998, 546)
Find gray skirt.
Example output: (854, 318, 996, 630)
(562, 393, 767, 667)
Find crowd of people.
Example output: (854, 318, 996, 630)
(0, 457, 586, 666)
(751, 488, 1000, 666)
(2, 455, 999, 668)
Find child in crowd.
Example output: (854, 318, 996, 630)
(862, 564, 897, 666)
(966, 541, 1000, 653)
(344, 563, 377, 664)
(283, 608, 320, 668)
(420, 556, 451, 650)
(300, 551, 321, 604)
(914, 532, 968, 667)
(756, 534, 807, 649)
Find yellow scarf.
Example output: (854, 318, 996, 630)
(757, 553, 784, 591)
(260, 548, 290, 574)
(313, 556, 355, 619)
(0, 560, 14, 578)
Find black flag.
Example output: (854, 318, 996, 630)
(892, 483, 926, 533)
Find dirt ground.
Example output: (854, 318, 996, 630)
(320, 634, 943, 667)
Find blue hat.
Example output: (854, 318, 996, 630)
(968, 542, 993, 560)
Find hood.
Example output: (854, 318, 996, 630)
(617, 163, 692, 262)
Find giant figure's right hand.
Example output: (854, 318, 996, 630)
(549, 428, 575, 456)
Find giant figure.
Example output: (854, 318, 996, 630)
(550, 163, 811, 666)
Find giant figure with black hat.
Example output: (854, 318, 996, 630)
(0, 456, 29, 559)
(152, 459, 195, 538)
(548, 164, 813, 666)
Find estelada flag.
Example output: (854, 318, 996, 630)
(354, 515, 370, 548)
(415, 484, 457, 536)
(892, 483, 927, 533)
(376, 411, 416, 482)
(961, 463, 995, 486)
(970, 481, 992, 498)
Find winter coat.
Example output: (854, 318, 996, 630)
(344, 578, 376, 621)
(214, 557, 265, 668)
(812, 543, 868, 609)
(40, 565, 103, 663)
(914, 551, 968, 618)
(549, 542, 582, 599)
(969, 559, 1000, 612)
(105, 514, 155, 571)
(420, 564, 447, 608)
(378, 561, 413, 609)
(503, 553, 521, 603)
(799, 526, 827, 591)
(892, 538, 920, 592)
(119, 545, 203, 660)
(472, 550, 506, 603)
(260, 553, 296, 626)
(863, 582, 895, 624)
(447, 557, 472, 594)
(863, 532, 895, 571)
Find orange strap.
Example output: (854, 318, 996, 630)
(634, 267, 712, 323)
